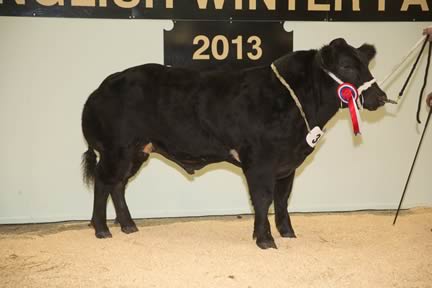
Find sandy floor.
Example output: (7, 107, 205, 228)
(0, 208, 431, 288)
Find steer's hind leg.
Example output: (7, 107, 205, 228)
(92, 173, 112, 238)
(92, 147, 148, 238)
(113, 150, 149, 225)
(111, 150, 149, 234)
(241, 145, 277, 249)
(274, 172, 296, 238)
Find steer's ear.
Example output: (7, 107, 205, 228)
(320, 38, 348, 69)
(358, 43, 376, 63)
(329, 38, 347, 47)
(320, 37, 349, 69)
(319, 44, 335, 70)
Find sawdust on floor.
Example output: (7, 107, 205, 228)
(0, 208, 431, 288)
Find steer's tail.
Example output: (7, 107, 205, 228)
(82, 147, 97, 186)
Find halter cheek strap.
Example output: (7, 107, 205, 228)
(325, 70, 377, 95)
(358, 78, 377, 94)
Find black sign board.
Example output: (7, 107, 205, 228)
(164, 21, 292, 70)
(1, 0, 431, 21)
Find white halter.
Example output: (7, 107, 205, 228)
(324, 70, 377, 97)
(323, 69, 377, 135)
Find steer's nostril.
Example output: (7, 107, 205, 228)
(378, 93, 388, 101)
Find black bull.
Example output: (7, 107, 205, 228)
(81, 38, 388, 249)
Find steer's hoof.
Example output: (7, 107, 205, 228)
(280, 230, 297, 238)
(121, 225, 139, 234)
(276, 223, 297, 238)
(280, 232, 296, 238)
(256, 238, 278, 250)
(95, 230, 112, 239)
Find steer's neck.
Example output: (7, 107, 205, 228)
(310, 52, 341, 129)
(272, 50, 341, 129)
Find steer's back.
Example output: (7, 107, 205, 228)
(82, 64, 238, 162)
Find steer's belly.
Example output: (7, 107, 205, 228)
(145, 135, 238, 175)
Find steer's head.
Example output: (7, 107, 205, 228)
(320, 38, 387, 111)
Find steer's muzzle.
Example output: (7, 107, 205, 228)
(362, 83, 388, 111)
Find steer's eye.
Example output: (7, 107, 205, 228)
(339, 63, 357, 77)
(338, 63, 358, 81)
(341, 65, 353, 70)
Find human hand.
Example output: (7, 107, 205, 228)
(423, 27, 432, 41)
(427, 93, 432, 108)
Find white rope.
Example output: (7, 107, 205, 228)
(325, 70, 343, 85)
(324, 68, 376, 97)
(272, 36, 425, 125)
(358, 78, 377, 95)
(271, 63, 312, 132)
(379, 35, 427, 88)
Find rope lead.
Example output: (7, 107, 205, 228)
(393, 35, 431, 225)
(398, 35, 430, 99)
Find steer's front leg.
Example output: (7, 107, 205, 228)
(241, 145, 277, 249)
(274, 172, 296, 238)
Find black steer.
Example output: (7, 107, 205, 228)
(81, 38, 387, 249)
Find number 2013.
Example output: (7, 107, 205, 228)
(193, 35, 263, 61)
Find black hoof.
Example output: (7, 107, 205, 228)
(276, 222, 296, 238)
(95, 230, 112, 239)
(121, 225, 139, 234)
(280, 230, 297, 238)
(256, 239, 278, 249)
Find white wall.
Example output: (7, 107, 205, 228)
(0, 17, 431, 223)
